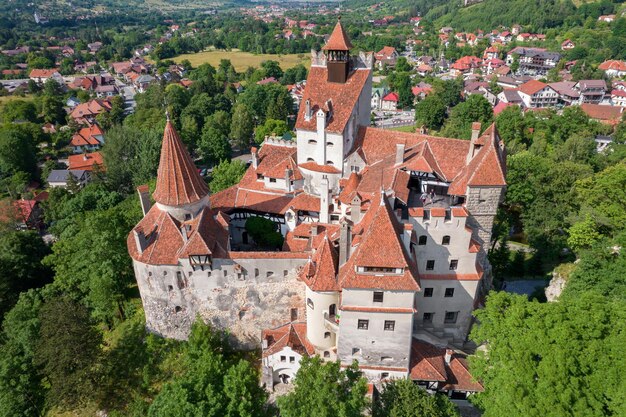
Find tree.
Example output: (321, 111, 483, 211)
(230, 103, 254, 149)
(40, 94, 66, 124)
(470, 291, 626, 417)
(495, 106, 529, 154)
(43, 196, 140, 325)
(198, 126, 231, 165)
(567, 214, 601, 252)
(244, 217, 284, 249)
(209, 160, 247, 192)
(395, 57, 412, 73)
(254, 119, 289, 144)
(374, 379, 458, 417)
(0, 231, 51, 320)
(395, 73, 413, 110)
(260, 60, 284, 80)
(441, 95, 493, 139)
(415, 95, 447, 130)
(1, 100, 38, 123)
(0, 290, 45, 417)
(35, 297, 102, 409)
(277, 356, 369, 417)
(0, 125, 37, 180)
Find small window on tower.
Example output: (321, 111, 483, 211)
(449, 260, 458, 270)
(426, 260, 435, 270)
(418, 235, 427, 245)
(357, 319, 369, 330)
(442, 235, 451, 245)
(373, 291, 384, 303)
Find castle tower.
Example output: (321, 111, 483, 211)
(152, 119, 210, 222)
(322, 17, 352, 83)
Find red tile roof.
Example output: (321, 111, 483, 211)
(70, 124, 103, 147)
(68, 151, 103, 171)
(261, 322, 316, 358)
(29, 69, 59, 78)
(339, 196, 419, 292)
(153, 121, 209, 206)
(298, 161, 341, 174)
(295, 67, 370, 134)
(580, 103, 623, 123)
(322, 19, 353, 51)
(599, 60, 626, 71)
(518, 79, 549, 96)
(299, 236, 340, 291)
(382, 92, 399, 102)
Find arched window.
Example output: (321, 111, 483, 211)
(307, 157, 314, 162)
(418, 235, 427, 245)
(326, 160, 334, 166)
(308, 139, 317, 144)
(326, 141, 334, 147)
(324, 332, 331, 338)
(442, 235, 451, 245)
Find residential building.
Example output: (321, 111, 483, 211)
(29, 69, 63, 84)
(598, 60, 626, 78)
(374, 46, 399, 69)
(69, 124, 105, 154)
(47, 170, 91, 188)
(580, 103, 623, 126)
(68, 151, 104, 171)
(549, 81, 580, 106)
(517, 80, 559, 108)
(381, 91, 399, 111)
(574, 80, 607, 104)
(506, 47, 560, 75)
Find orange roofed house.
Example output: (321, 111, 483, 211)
(128, 19, 502, 395)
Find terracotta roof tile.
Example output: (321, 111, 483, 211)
(322, 19, 353, 51)
(295, 67, 370, 134)
(153, 121, 209, 206)
(409, 339, 448, 381)
(68, 151, 103, 171)
(261, 322, 316, 358)
(299, 236, 340, 291)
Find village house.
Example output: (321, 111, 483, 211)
(29, 69, 63, 84)
(599, 60, 626, 78)
(574, 80, 607, 104)
(506, 47, 561, 75)
(68, 151, 104, 171)
(47, 170, 91, 189)
(374, 46, 399, 70)
(381, 91, 399, 111)
(517, 80, 559, 108)
(69, 124, 105, 154)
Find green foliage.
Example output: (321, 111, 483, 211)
(0, 290, 45, 417)
(567, 214, 601, 252)
(277, 356, 369, 417)
(415, 95, 447, 130)
(244, 216, 284, 249)
(34, 296, 102, 409)
(254, 118, 289, 144)
(0, 124, 38, 180)
(374, 378, 458, 417)
(199, 125, 232, 165)
(470, 291, 626, 417)
(44, 196, 141, 325)
(1, 100, 38, 123)
(100, 124, 163, 193)
(209, 160, 247, 193)
(441, 94, 493, 140)
(148, 320, 268, 417)
(0, 231, 51, 320)
(230, 104, 254, 149)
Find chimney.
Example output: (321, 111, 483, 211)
(395, 143, 405, 165)
(251, 147, 258, 169)
(311, 223, 318, 236)
(285, 168, 293, 192)
(137, 185, 151, 216)
(467, 122, 481, 164)
(419, 125, 428, 135)
(133, 228, 147, 254)
(320, 176, 330, 223)
(339, 218, 352, 266)
(444, 349, 453, 364)
(305, 99, 311, 121)
(350, 194, 361, 223)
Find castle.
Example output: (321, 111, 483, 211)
(127, 19, 506, 393)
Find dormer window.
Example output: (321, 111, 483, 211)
(189, 254, 212, 271)
(257, 174, 264, 180)
(357, 266, 404, 274)
(308, 139, 317, 144)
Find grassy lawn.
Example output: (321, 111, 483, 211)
(172, 49, 311, 72)
(389, 125, 416, 133)
(0, 94, 34, 105)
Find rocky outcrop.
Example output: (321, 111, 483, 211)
(545, 263, 575, 302)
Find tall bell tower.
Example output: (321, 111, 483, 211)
(323, 17, 352, 83)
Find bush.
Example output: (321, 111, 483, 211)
(244, 217, 284, 249)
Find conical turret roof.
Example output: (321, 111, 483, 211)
(322, 18, 353, 51)
(153, 120, 209, 206)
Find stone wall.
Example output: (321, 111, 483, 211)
(134, 256, 307, 349)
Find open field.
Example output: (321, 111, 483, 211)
(172, 49, 311, 71)
(0, 94, 33, 106)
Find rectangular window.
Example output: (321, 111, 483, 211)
(444, 311, 458, 324)
(449, 260, 458, 270)
(357, 319, 369, 330)
(289, 356, 295, 363)
(445, 288, 455, 297)
(423, 312, 433, 323)
(424, 287, 433, 297)
(426, 260, 435, 270)
(384, 320, 395, 331)
(352, 347, 361, 355)
(418, 235, 427, 245)
(280, 356, 286, 362)
(373, 291, 384, 303)
(269, 178, 277, 183)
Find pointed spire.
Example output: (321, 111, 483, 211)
(153, 120, 209, 206)
(322, 18, 353, 51)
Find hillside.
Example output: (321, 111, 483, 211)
(428, 0, 620, 31)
